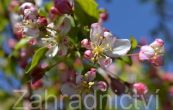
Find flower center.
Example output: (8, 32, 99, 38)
(93, 46, 104, 55)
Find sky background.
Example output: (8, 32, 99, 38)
(97, 0, 157, 40)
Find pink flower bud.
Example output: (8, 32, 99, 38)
(99, 11, 108, 23)
(161, 73, 173, 83)
(87, 68, 96, 81)
(133, 82, 148, 95)
(8, 38, 17, 48)
(90, 68, 96, 73)
(31, 79, 43, 90)
(37, 17, 48, 26)
(81, 39, 91, 49)
(139, 45, 155, 61)
(28, 38, 37, 46)
(84, 50, 93, 59)
(96, 81, 107, 92)
(50, 6, 59, 15)
(150, 38, 164, 48)
(54, 0, 74, 14)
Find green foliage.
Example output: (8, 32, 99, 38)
(26, 47, 48, 73)
(130, 36, 138, 50)
(118, 56, 132, 65)
(74, 0, 99, 25)
(15, 37, 32, 50)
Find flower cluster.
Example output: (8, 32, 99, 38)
(139, 39, 164, 66)
(81, 23, 131, 67)
(7, 1, 168, 108)
(15, 2, 74, 57)
(61, 68, 107, 96)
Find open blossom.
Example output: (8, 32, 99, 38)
(139, 38, 164, 66)
(20, 2, 35, 13)
(20, 2, 38, 20)
(61, 68, 107, 96)
(41, 16, 71, 57)
(19, 3, 40, 37)
(82, 23, 131, 67)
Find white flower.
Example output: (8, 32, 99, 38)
(42, 17, 71, 57)
(61, 69, 107, 96)
(89, 23, 131, 67)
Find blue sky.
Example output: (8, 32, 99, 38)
(98, 0, 158, 40)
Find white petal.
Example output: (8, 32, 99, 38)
(47, 23, 56, 37)
(106, 39, 131, 57)
(47, 46, 59, 57)
(58, 44, 68, 56)
(59, 17, 71, 35)
(52, 46, 59, 57)
(141, 45, 155, 58)
(23, 27, 39, 37)
(98, 57, 112, 68)
(61, 83, 77, 96)
(90, 23, 104, 44)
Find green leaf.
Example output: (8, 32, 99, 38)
(74, 0, 99, 25)
(119, 56, 132, 65)
(15, 37, 32, 50)
(67, 15, 75, 27)
(130, 36, 138, 49)
(26, 47, 48, 74)
(0, 17, 8, 32)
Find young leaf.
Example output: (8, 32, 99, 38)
(119, 56, 132, 65)
(74, 0, 99, 25)
(130, 36, 138, 49)
(26, 47, 48, 74)
(15, 37, 32, 50)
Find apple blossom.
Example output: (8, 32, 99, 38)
(61, 70, 107, 96)
(20, 2, 35, 14)
(23, 7, 38, 20)
(139, 38, 164, 66)
(85, 23, 131, 67)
